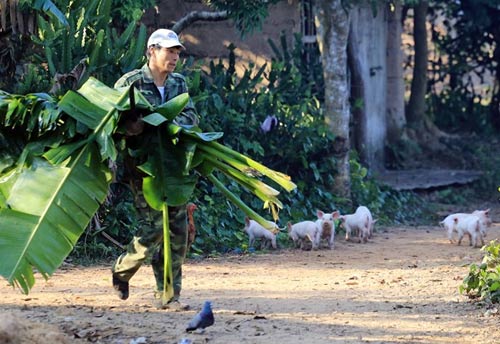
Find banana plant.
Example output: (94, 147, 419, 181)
(0, 77, 296, 296)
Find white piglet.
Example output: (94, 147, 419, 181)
(315, 210, 340, 249)
(339, 206, 374, 243)
(244, 217, 277, 249)
(287, 221, 319, 250)
(440, 209, 491, 244)
(453, 214, 487, 248)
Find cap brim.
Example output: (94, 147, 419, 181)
(157, 42, 185, 50)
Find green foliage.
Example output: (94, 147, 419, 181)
(460, 240, 500, 305)
(205, 0, 281, 38)
(15, 64, 53, 95)
(110, 0, 154, 24)
(189, 179, 245, 256)
(10, 0, 148, 94)
(428, 0, 500, 133)
(31, 0, 69, 27)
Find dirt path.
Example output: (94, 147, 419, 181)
(2, 222, 500, 344)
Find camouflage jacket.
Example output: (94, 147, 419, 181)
(114, 63, 199, 126)
(113, 64, 199, 201)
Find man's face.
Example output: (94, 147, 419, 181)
(150, 46, 182, 74)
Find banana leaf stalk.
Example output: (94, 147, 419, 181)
(207, 173, 275, 228)
(173, 127, 296, 228)
(197, 139, 295, 192)
(160, 203, 174, 304)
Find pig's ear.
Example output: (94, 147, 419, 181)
(332, 211, 340, 219)
(245, 217, 250, 225)
(317, 210, 324, 218)
(287, 222, 292, 231)
(484, 208, 490, 214)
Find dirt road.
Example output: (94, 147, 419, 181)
(1, 222, 500, 344)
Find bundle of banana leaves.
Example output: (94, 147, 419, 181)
(0, 77, 296, 303)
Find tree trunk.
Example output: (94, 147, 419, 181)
(405, 1, 446, 150)
(348, 3, 388, 172)
(490, 28, 500, 130)
(406, 1, 428, 128)
(386, 1, 406, 143)
(314, 0, 351, 201)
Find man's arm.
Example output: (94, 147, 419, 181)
(114, 72, 144, 136)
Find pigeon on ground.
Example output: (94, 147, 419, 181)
(186, 301, 214, 333)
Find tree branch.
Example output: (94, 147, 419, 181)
(172, 10, 228, 33)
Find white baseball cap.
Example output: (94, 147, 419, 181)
(147, 29, 185, 49)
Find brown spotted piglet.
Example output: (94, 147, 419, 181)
(315, 210, 340, 249)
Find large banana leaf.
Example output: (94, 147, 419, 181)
(0, 146, 111, 294)
(0, 78, 127, 293)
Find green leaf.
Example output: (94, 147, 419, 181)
(139, 131, 198, 209)
(155, 93, 189, 121)
(142, 113, 168, 126)
(58, 91, 107, 129)
(0, 146, 111, 294)
(0, 75, 297, 295)
(56, 78, 135, 162)
(0, 78, 131, 294)
(491, 281, 500, 292)
(43, 140, 88, 165)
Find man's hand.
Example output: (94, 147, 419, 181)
(125, 117, 144, 136)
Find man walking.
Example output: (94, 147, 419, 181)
(111, 29, 198, 311)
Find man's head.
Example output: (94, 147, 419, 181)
(147, 29, 185, 75)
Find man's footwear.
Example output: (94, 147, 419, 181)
(112, 275, 129, 300)
(153, 298, 190, 311)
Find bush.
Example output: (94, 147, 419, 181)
(460, 240, 500, 305)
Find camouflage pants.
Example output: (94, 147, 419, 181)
(112, 205, 188, 299)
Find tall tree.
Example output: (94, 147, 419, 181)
(314, 0, 351, 200)
(404, 0, 448, 151)
(406, 0, 428, 129)
(386, 1, 406, 142)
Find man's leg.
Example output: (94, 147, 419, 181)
(112, 222, 162, 300)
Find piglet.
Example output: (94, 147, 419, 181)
(287, 220, 319, 250)
(315, 210, 340, 249)
(440, 209, 491, 244)
(453, 214, 487, 248)
(244, 217, 277, 249)
(339, 206, 374, 243)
